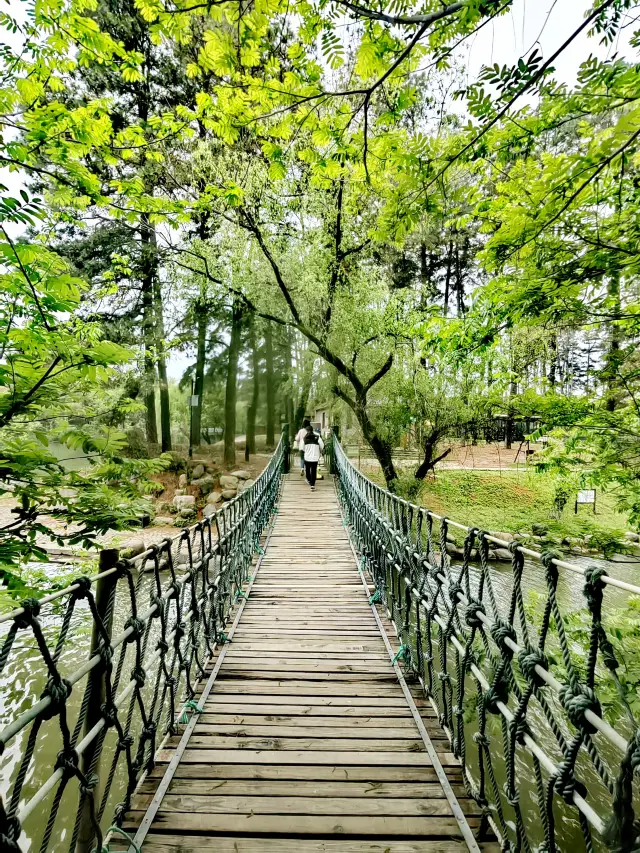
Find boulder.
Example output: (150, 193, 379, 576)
(190, 463, 205, 481)
(178, 473, 188, 488)
(238, 479, 255, 493)
(221, 489, 237, 500)
(121, 538, 145, 559)
(203, 504, 219, 518)
(152, 516, 175, 527)
(174, 488, 186, 497)
(493, 547, 513, 561)
(625, 531, 640, 543)
(231, 470, 251, 480)
(489, 531, 515, 544)
(173, 494, 196, 511)
(532, 523, 548, 536)
(445, 542, 465, 559)
(179, 507, 197, 518)
(191, 474, 215, 495)
(207, 491, 223, 504)
(220, 474, 239, 490)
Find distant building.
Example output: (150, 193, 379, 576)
(313, 405, 331, 435)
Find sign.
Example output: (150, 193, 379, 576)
(575, 489, 596, 514)
(189, 395, 199, 407)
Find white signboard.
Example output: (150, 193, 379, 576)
(577, 489, 595, 504)
(189, 395, 199, 407)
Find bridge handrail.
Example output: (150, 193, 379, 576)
(333, 437, 640, 853)
(0, 436, 286, 852)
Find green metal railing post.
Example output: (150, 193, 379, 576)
(76, 548, 119, 853)
(282, 423, 290, 474)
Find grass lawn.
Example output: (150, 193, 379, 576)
(362, 466, 632, 553)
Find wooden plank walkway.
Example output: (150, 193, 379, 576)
(123, 472, 495, 853)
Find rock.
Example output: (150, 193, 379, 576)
(446, 532, 457, 544)
(445, 542, 465, 559)
(493, 547, 513, 561)
(625, 531, 640, 543)
(180, 507, 196, 518)
(231, 470, 251, 480)
(190, 463, 205, 481)
(173, 494, 196, 511)
(489, 531, 515, 544)
(121, 538, 145, 558)
(238, 479, 255, 493)
(220, 474, 239, 489)
(178, 473, 188, 488)
(152, 516, 175, 527)
(174, 488, 186, 497)
(485, 549, 497, 561)
(222, 489, 237, 500)
(192, 473, 215, 495)
(203, 504, 219, 518)
(532, 523, 548, 536)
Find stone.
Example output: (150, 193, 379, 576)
(174, 488, 186, 497)
(173, 494, 196, 511)
(221, 489, 237, 500)
(445, 542, 465, 559)
(237, 479, 255, 493)
(446, 532, 457, 544)
(203, 504, 219, 518)
(231, 470, 251, 480)
(180, 507, 196, 518)
(532, 523, 548, 536)
(489, 531, 515, 543)
(178, 473, 188, 488)
(219, 474, 239, 489)
(191, 473, 215, 495)
(121, 538, 145, 558)
(493, 547, 513, 561)
(625, 531, 640, 543)
(190, 463, 205, 480)
(152, 516, 175, 527)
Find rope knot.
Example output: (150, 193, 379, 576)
(484, 675, 509, 714)
(15, 597, 40, 628)
(0, 804, 21, 850)
(174, 622, 186, 644)
(118, 734, 134, 751)
(55, 747, 79, 778)
(168, 581, 181, 601)
(473, 731, 490, 747)
(131, 665, 146, 688)
(41, 676, 72, 720)
(142, 721, 157, 740)
(559, 684, 601, 734)
(465, 599, 485, 629)
(149, 592, 164, 619)
(509, 716, 531, 745)
(124, 616, 145, 643)
(72, 575, 92, 598)
(100, 701, 118, 728)
(80, 772, 98, 797)
(503, 782, 520, 807)
(554, 758, 587, 803)
(518, 646, 548, 687)
(490, 618, 517, 658)
(97, 640, 113, 668)
(156, 638, 169, 654)
(541, 550, 559, 587)
(448, 582, 464, 604)
(583, 565, 606, 614)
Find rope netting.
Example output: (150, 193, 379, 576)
(0, 438, 285, 852)
(333, 438, 640, 853)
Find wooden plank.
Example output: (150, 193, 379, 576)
(198, 713, 417, 726)
(123, 813, 471, 837)
(137, 780, 466, 799)
(112, 837, 476, 853)
(147, 764, 461, 783)
(154, 749, 459, 766)
(191, 724, 436, 739)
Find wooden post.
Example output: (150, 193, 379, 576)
(76, 548, 120, 853)
(282, 423, 290, 474)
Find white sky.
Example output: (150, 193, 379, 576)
(0, 0, 637, 379)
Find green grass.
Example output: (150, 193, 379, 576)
(363, 467, 632, 554)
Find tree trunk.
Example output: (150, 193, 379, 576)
(605, 273, 621, 412)
(140, 215, 158, 446)
(414, 434, 452, 479)
(224, 301, 243, 469)
(548, 333, 558, 390)
(443, 237, 454, 317)
(265, 321, 275, 449)
(295, 373, 312, 427)
(245, 318, 259, 461)
(357, 398, 397, 488)
(151, 227, 171, 452)
(192, 292, 207, 448)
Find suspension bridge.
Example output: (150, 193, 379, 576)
(0, 431, 638, 853)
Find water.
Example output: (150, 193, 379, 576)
(0, 549, 638, 851)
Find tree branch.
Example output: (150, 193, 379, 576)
(364, 352, 394, 394)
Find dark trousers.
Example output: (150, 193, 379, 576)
(305, 460, 318, 486)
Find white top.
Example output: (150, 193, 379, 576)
(294, 428, 307, 450)
(304, 436, 324, 462)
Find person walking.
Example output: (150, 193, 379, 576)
(303, 423, 324, 491)
(294, 418, 310, 476)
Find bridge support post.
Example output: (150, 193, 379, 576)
(76, 547, 120, 853)
(282, 422, 290, 473)
(328, 424, 340, 474)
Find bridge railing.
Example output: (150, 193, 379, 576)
(0, 437, 285, 853)
(333, 437, 640, 853)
